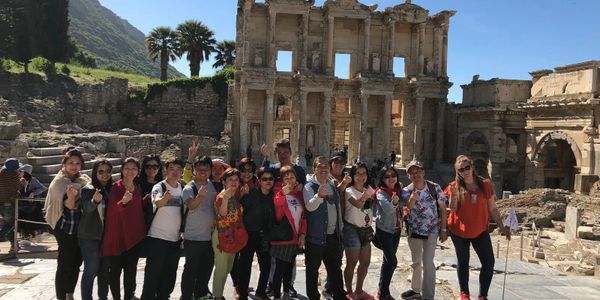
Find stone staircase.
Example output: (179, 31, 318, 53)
(27, 147, 122, 186)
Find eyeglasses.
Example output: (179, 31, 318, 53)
(457, 165, 472, 173)
(260, 177, 274, 182)
(97, 169, 111, 175)
(145, 164, 160, 170)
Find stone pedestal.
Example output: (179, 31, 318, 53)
(565, 205, 582, 240)
(0, 122, 22, 140)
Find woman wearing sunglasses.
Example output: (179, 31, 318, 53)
(139, 155, 164, 199)
(237, 167, 275, 300)
(445, 155, 510, 300)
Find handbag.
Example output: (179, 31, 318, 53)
(217, 219, 248, 253)
(348, 222, 374, 246)
(270, 214, 293, 242)
(371, 230, 382, 249)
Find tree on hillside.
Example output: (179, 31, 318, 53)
(176, 20, 216, 77)
(213, 40, 236, 70)
(39, 0, 75, 69)
(146, 26, 180, 81)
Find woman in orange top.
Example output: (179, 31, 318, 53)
(444, 155, 510, 300)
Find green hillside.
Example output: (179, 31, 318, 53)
(68, 0, 184, 79)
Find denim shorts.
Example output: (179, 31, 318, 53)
(343, 223, 371, 251)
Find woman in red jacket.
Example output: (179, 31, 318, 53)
(270, 165, 307, 299)
(100, 157, 146, 300)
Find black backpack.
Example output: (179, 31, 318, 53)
(147, 181, 189, 233)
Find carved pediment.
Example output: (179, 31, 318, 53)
(384, 2, 429, 23)
(267, 0, 314, 7)
(324, 0, 371, 12)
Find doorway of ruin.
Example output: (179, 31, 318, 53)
(533, 132, 581, 192)
(465, 131, 490, 178)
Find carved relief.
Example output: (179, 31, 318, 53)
(372, 53, 381, 73)
(254, 48, 264, 67)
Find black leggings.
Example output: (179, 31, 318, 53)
(108, 244, 140, 300)
(272, 255, 296, 299)
(55, 229, 83, 300)
(450, 231, 495, 297)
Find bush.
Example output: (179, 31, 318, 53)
(60, 64, 71, 75)
(31, 57, 56, 75)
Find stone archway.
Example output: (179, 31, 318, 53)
(464, 131, 490, 178)
(533, 131, 581, 191)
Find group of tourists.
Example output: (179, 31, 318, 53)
(0, 138, 510, 300)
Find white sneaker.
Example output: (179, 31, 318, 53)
(36, 232, 49, 243)
(18, 240, 32, 247)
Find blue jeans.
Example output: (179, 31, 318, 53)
(377, 228, 400, 297)
(450, 231, 495, 297)
(79, 239, 109, 300)
(0, 203, 15, 243)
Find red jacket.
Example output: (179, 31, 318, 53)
(272, 182, 307, 246)
(100, 180, 146, 256)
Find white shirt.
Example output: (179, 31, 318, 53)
(345, 186, 375, 228)
(149, 180, 183, 242)
(286, 194, 302, 232)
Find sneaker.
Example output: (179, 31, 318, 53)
(355, 291, 374, 300)
(287, 287, 297, 298)
(18, 240, 31, 247)
(36, 232, 49, 244)
(266, 283, 274, 298)
(459, 291, 470, 300)
(400, 290, 420, 300)
(254, 292, 270, 300)
(322, 289, 333, 300)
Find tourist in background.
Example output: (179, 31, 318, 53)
(78, 160, 113, 300)
(101, 157, 146, 300)
(0, 158, 23, 254)
(445, 155, 510, 300)
(270, 166, 306, 300)
(17, 163, 48, 244)
(212, 168, 244, 300)
(141, 158, 185, 300)
(373, 166, 404, 300)
(343, 162, 375, 300)
(44, 149, 91, 300)
(237, 167, 275, 300)
(180, 156, 217, 300)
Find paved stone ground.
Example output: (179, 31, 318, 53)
(1, 235, 599, 299)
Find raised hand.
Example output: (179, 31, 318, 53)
(449, 185, 459, 211)
(188, 140, 200, 162)
(409, 191, 420, 203)
(66, 185, 78, 199)
(282, 183, 293, 195)
(122, 190, 133, 204)
(317, 185, 329, 198)
(240, 184, 250, 196)
(196, 185, 208, 200)
(260, 144, 270, 160)
(342, 174, 352, 185)
(161, 189, 172, 202)
(391, 192, 400, 205)
(93, 188, 103, 203)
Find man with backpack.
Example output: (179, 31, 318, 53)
(141, 158, 186, 300)
(180, 156, 217, 300)
(400, 160, 448, 300)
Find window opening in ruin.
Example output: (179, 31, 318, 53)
(392, 99, 402, 127)
(507, 134, 519, 155)
(334, 53, 351, 79)
(344, 129, 350, 147)
(393, 57, 405, 77)
(335, 97, 351, 114)
(276, 50, 293, 72)
(275, 95, 291, 121)
(276, 128, 291, 141)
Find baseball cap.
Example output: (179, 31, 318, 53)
(406, 160, 424, 172)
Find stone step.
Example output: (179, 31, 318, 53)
(36, 171, 121, 186)
(27, 153, 93, 166)
(28, 147, 85, 157)
(33, 158, 122, 174)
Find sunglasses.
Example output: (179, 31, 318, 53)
(97, 169, 112, 175)
(457, 165, 472, 173)
(260, 177, 274, 182)
(145, 164, 160, 170)
(383, 175, 397, 179)
(241, 168, 255, 173)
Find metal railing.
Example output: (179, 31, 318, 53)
(11, 197, 49, 259)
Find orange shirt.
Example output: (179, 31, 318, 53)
(444, 180, 494, 239)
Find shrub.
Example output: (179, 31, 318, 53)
(60, 64, 71, 75)
(31, 57, 56, 75)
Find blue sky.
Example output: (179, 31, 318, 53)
(98, 0, 600, 102)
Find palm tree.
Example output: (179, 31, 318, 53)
(176, 20, 216, 77)
(145, 26, 179, 81)
(213, 40, 236, 69)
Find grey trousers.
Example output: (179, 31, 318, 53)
(407, 235, 438, 300)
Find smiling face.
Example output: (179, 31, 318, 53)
(194, 163, 211, 183)
(352, 166, 368, 188)
(212, 165, 225, 182)
(240, 164, 255, 184)
(144, 159, 160, 180)
(382, 170, 398, 189)
(330, 159, 346, 177)
(165, 163, 183, 181)
(96, 163, 112, 186)
(276, 147, 292, 166)
(121, 161, 139, 181)
(313, 159, 330, 182)
(407, 166, 425, 185)
(259, 172, 275, 191)
(63, 157, 83, 177)
(282, 172, 297, 187)
(223, 173, 240, 190)
(456, 160, 473, 182)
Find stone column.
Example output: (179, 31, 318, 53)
(435, 99, 445, 163)
(434, 26, 443, 76)
(417, 23, 425, 75)
(297, 91, 308, 167)
(264, 89, 274, 149)
(321, 92, 332, 155)
(240, 86, 249, 154)
(363, 17, 371, 71)
(387, 20, 396, 75)
(413, 97, 424, 160)
(441, 24, 449, 77)
(383, 94, 392, 158)
(326, 15, 335, 75)
(359, 93, 369, 162)
(301, 13, 309, 71)
(268, 11, 277, 68)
